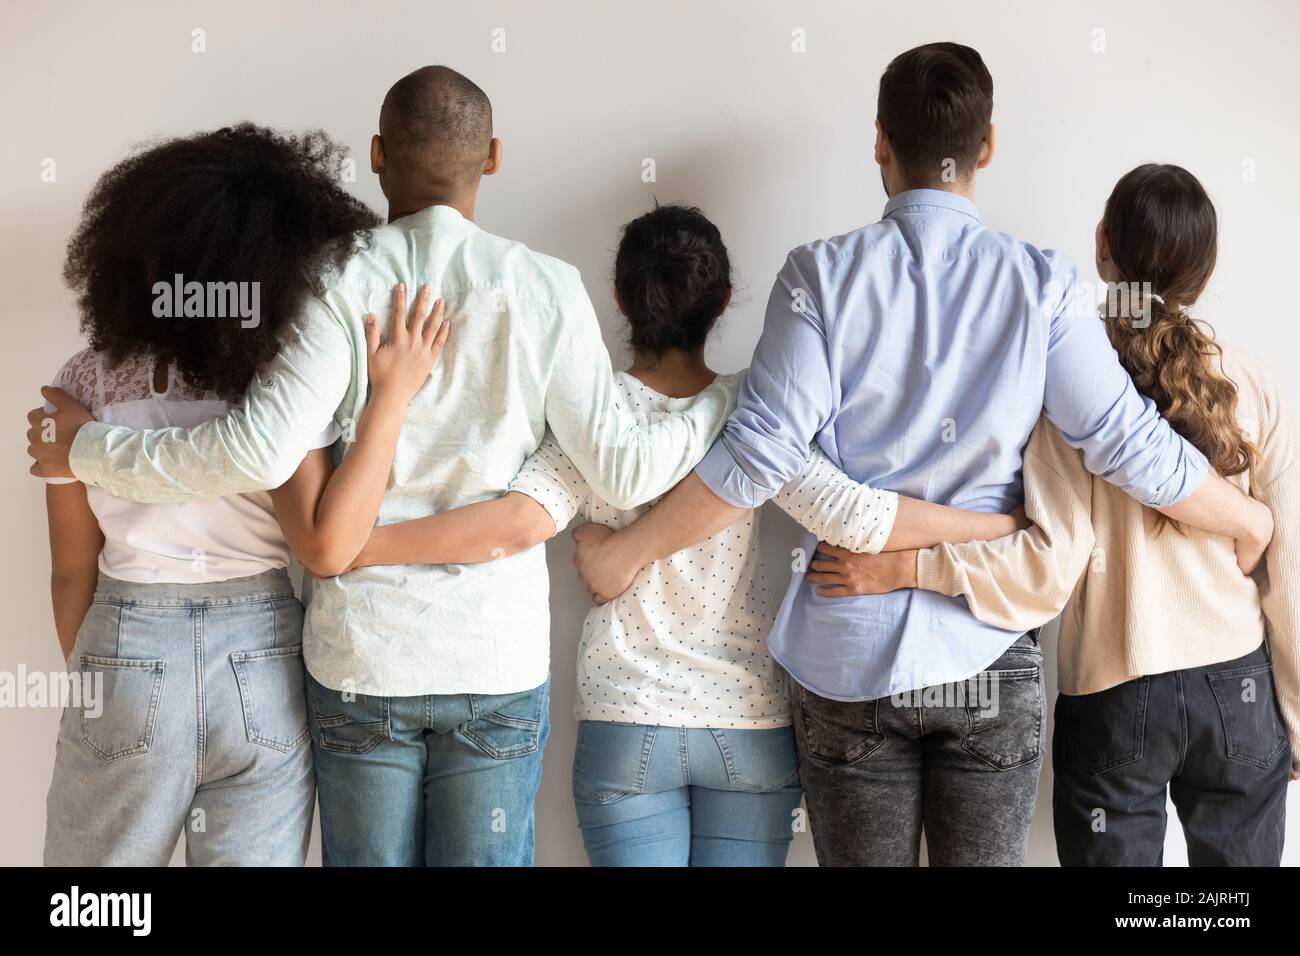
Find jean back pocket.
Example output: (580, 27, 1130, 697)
(1207, 663, 1288, 769)
(463, 684, 548, 760)
(796, 691, 885, 764)
(231, 644, 309, 752)
(962, 664, 1044, 770)
(1055, 677, 1149, 775)
(79, 655, 166, 761)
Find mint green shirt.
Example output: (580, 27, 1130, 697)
(69, 205, 737, 696)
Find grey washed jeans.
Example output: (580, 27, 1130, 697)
(791, 631, 1044, 866)
(44, 569, 314, 866)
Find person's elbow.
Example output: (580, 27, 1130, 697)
(293, 537, 358, 579)
(49, 565, 94, 592)
(499, 496, 558, 556)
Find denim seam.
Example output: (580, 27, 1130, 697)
(677, 726, 689, 784)
(1174, 672, 1189, 777)
(193, 607, 206, 785)
(89, 594, 295, 609)
(645, 726, 661, 793)
(711, 728, 737, 787)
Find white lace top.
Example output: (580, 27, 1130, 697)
(50, 349, 337, 584)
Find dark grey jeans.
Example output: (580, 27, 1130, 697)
(1053, 643, 1290, 866)
(791, 632, 1044, 866)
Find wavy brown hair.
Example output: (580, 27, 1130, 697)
(1100, 164, 1258, 511)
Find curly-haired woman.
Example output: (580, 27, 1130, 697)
(41, 124, 448, 865)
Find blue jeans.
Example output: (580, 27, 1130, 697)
(572, 721, 803, 866)
(307, 673, 550, 866)
(44, 569, 314, 866)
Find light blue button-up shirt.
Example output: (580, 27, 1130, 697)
(695, 189, 1209, 701)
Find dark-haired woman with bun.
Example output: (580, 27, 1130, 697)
(815, 164, 1297, 866)
(337, 203, 1026, 865)
(41, 125, 448, 865)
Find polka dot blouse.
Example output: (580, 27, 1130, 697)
(511, 371, 899, 729)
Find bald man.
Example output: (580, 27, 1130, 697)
(30, 66, 737, 866)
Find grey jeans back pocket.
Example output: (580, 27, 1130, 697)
(1208, 663, 1288, 769)
(231, 644, 309, 752)
(962, 666, 1044, 770)
(80, 655, 165, 761)
(796, 692, 885, 764)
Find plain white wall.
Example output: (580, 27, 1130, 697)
(2, 0, 1298, 866)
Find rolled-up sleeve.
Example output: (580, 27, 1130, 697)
(1040, 256, 1208, 508)
(696, 251, 835, 508)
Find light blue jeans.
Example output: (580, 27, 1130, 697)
(572, 721, 804, 866)
(44, 569, 314, 866)
(307, 673, 550, 866)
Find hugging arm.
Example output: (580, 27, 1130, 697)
(571, 254, 1033, 600)
(575, 444, 1030, 603)
(1041, 262, 1271, 568)
(806, 419, 1094, 625)
(32, 294, 356, 502)
(270, 286, 448, 576)
(771, 445, 1026, 553)
(541, 270, 737, 511)
(347, 430, 583, 571)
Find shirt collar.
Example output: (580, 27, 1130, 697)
(406, 203, 480, 233)
(883, 188, 981, 223)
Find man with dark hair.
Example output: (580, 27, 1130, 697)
(875, 41, 994, 185)
(30, 65, 738, 866)
(571, 42, 1272, 866)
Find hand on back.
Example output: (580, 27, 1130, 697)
(365, 282, 449, 408)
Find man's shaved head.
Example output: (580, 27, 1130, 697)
(379, 65, 493, 189)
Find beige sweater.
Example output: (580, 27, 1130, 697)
(917, 346, 1299, 770)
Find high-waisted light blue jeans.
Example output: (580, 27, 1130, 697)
(572, 720, 804, 866)
(44, 569, 314, 866)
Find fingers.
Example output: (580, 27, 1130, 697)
(407, 283, 432, 335)
(386, 282, 408, 341)
(804, 571, 843, 586)
(363, 314, 380, 355)
(40, 386, 73, 408)
(423, 297, 447, 345)
(814, 585, 853, 598)
(429, 310, 450, 354)
(815, 541, 852, 559)
(808, 559, 844, 574)
(27, 406, 46, 427)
